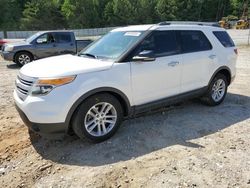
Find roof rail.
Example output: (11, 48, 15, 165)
(158, 21, 220, 27)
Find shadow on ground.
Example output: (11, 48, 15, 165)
(30, 93, 250, 166)
(6, 63, 20, 69)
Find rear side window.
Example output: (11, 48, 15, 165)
(213, 31, 235, 47)
(179, 30, 212, 53)
(55, 33, 71, 43)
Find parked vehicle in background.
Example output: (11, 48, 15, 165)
(0, 38, 24, 50)
(0, 31, 93, 66)
(14, 22, 237, 142)
(0, 38, 8, 49)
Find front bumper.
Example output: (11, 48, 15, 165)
(15, 104, 67, 135)
(0, 50, 15, 61)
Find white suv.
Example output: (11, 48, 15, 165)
(14, 22, 237, 142)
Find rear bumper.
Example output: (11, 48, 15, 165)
(0, 50, 14, 61)
(15, 104, 68, 136)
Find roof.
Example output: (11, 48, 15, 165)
(37, 30, 73, 35)
(111, 22, 224, 32)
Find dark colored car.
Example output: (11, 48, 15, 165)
(0, 31, 93, 66)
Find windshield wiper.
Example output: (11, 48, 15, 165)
(79, 53, 97, 59)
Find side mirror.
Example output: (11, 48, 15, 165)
(36, 38, 47, 44)
(132, 50, 156, 62)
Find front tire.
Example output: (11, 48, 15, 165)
(202, 73, 228, 106)
(15, 52, 33, 67)
(72, 93, 123, 142)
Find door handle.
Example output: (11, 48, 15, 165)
(168, 61, 179, 67)
(209, 54, 216, 59)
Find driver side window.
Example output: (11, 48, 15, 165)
(135, 30, 180, 58)
(36, 33, 55, 44)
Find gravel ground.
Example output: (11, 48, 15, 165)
(0, 46, 250, 188)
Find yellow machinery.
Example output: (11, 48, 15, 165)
(236, 0, 249, 29)
(236, 19, 249, 29)
(219, 19, 232, 29)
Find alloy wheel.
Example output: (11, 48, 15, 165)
(84, 102, 117, 137)
(211, 78, 226, 102)
(18, 54, 31, 65)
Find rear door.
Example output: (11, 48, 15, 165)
(177, 30, 214, 93)
(54, 32, 76, 55)
(130, 30, 182, 105)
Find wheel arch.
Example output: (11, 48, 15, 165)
(65, 87, 132, 133)
(209, 66, 232, 86)
(14, 50, 34, 62)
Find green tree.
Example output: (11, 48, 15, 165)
(135, 0, 158, 24)
(0, 0, 248, 31)
(176, 0, 201, 21)
(0, 0, 28, 30)
(104, 0, 137, 26)
(155, 0, 178, 21)
(104, 1, 115, 26)
(21, 0, 66, 30)
(62, 0, 100, 28)
(96, 0, 110, 27)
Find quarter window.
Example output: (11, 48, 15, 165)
(213, 31, 235, 47)
(179, 30, 212, 53)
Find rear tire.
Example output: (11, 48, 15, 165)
(202, 73, 228, 106)
(72, 93, 123, 142)
(15, 52, 33, 67)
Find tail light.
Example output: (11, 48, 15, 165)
(234, 48, 238, 55)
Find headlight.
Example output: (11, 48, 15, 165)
(31, 75, 76, 96)
(4, 45, 14, 52)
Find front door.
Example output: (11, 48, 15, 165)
(34, 33, 58, 58)
(130, 30, 182, 105)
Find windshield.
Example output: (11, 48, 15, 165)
(79, 31, 145, 60)
(25, 32, 41, 43)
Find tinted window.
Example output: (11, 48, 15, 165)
(138, 30, 179, 57)
(213, 31, 235, 47)
(179, 30, 212, 53)
(55, 33, 71, 43)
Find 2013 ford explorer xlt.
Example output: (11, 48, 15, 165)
(14, 22, 237, 142)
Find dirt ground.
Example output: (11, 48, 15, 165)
(0, 46, 250, 188)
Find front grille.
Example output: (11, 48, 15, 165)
(15, 73, 37, 101)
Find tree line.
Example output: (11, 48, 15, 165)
(0, 0, 249, 31)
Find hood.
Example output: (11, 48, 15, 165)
(5, 40, 29, 48)
(20, 54, 114, 78)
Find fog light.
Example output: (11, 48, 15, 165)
(31, 85, 54, 95)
